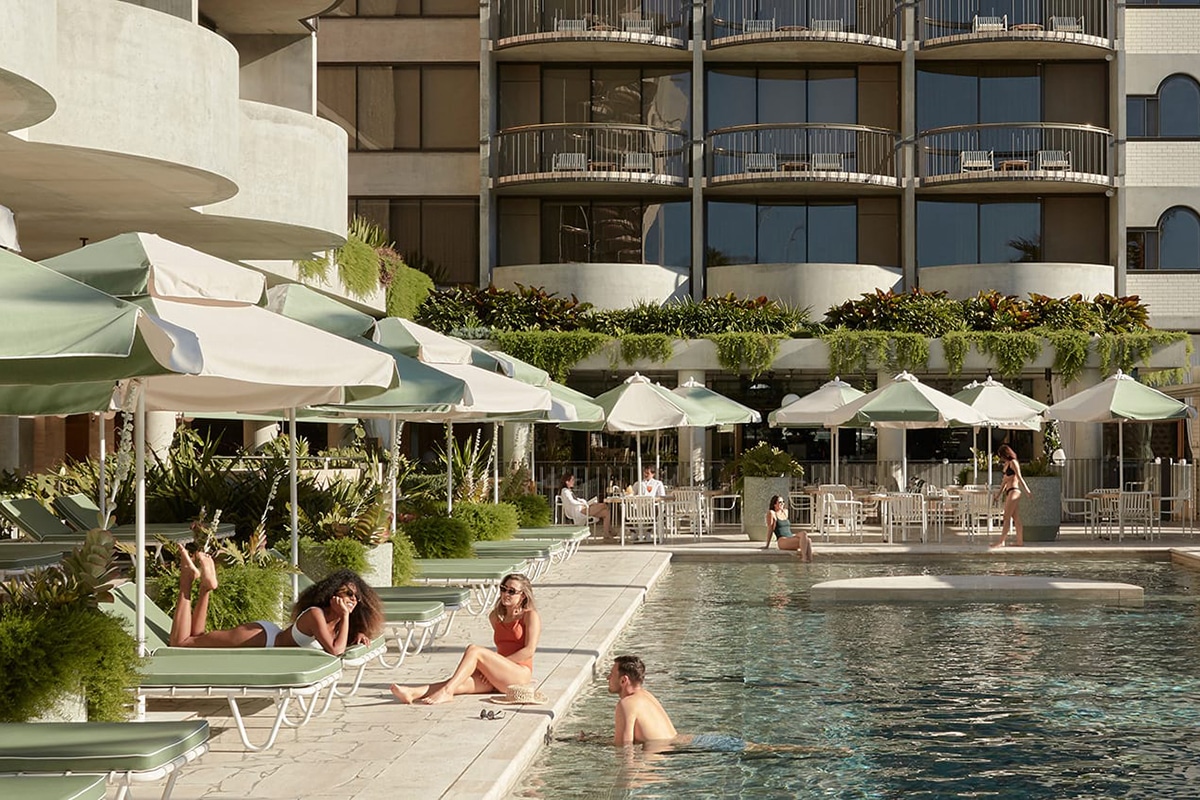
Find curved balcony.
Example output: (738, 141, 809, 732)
(0, 0, 56, 131)
(493, 262, 689, 310)
(706, 124, 900, 194)
(200, 0, 337, 33)
(707, 0, 900, 61)
(920, 262, 1114, 299)
(918, 0, 1111, 57)
(495, 123, 690, 195)
(707, 262, 902, 320)
(496, 0, 688, 60)
(917, 123, 1111, 192)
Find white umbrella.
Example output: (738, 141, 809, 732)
(954, 377, 1047, 488)
(769, 377, 865, 484)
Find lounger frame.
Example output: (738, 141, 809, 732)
(0, 740, 208, 800)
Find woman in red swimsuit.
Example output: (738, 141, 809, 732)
(390, 573, 541, 705)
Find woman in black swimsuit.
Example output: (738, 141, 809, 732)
(991, 444, 1032, 547)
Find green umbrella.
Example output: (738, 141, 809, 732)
(672, 378, 761, 425)
(265, 283, 376, 340)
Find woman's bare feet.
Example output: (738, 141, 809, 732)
(195, 551, 219, 592)
(417, 687, 454, 705)
(178, 546, 200, 594)
(389, 684, 423, 704)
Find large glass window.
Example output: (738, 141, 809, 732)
(351, 198, 480, 284)
(536, 201, 690, 266)
(706, 68, 856, 131)
(917, 200, 1041, 266)
(1129, 206, 1200, 269)
(323, 0, 477, 17)
(917, 64, 1040, 130)
(531, 68, 692, 131)
(706, 202, 857, 264)
(317, 65, 479, 150)
(1128, 75, 1200, 139)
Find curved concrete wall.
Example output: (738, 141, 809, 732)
(28, 0, 240, 204)
(0, 0, 57, 131)
(706, 263, 903, 320)
(919, 262, 1115, 299)
(202, 100, 349, 249)
(492, 263, 690, 310)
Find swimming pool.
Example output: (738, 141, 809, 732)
(513, 559, 1200, 799)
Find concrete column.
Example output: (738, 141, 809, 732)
(1110, 0, 1125, 295)
(145, 411, 177, 462)
(1061, 368, 1103, 463)
(874, 370, 904, 487)
(0, 417, 19, 473)
(479, 0, 497, 288)
(690, 0, 705, 300)
(243, 420, 279, 453)
(678, 369, 707, 485)
(901, 0, 917, 290)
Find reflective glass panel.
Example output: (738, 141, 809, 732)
(979, 64, 1040, 124)
(1159, 76, 1200, 137)
(708, 70, 756, 131)
(707, 202, 756, 264)
(644, 71, 692, 134)
(643, 203, 692, 268)
(758, 70, 806, 125)
(917, 201, 978, 266)
(980, 202, 1041, 263)
(757, 205, 807, 263)
(808, 69, 857, 123)
(1159, 206, 1200, 268)
(918, 67, 978, 130)
(808, 204, 857, 262)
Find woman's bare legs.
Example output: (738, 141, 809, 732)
(169, 549, 266, 648)
(992, 489, 1024, 547)
(777, 536, 800, 551)
(587, 502, 611, 537)
(169, 546, 201, 647)
(389, 644, 533, 705)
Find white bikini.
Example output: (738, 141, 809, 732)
(253, 607, 325, 650)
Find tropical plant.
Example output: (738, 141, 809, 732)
(299, 535, 369, 578)
(437, 429, 495, 504)
(149, 549, 292, 633)
(400, 516, 473, 559)
(724, 442, 804, 491)
(507, 494, 552, 528)
(391, 530, 419, 585)
(452, 502, 519, 541)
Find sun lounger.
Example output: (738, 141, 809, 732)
(412, 558, 527, 614)
(0, 542, 71, 576)
(511, 525, 590, 558)
(0, 775, 106, 800)
(376, 599, 448, 667)
(0, 497, 189, 554)
(54, 493, 236, 540)
(0, 721, 209, 800)
(373, 586, 469, 636)
(103, 584, 344, 751)
(470, 541, 559, 579)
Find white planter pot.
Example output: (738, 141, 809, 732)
(299, 541, 393, 588)
(742, 477, 792, 541)
(32, 685, 86, 722)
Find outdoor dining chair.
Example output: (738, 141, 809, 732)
(620, 495, 659, 545)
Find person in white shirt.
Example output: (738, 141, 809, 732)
(634, 467, 666, 498)
(560, 473, 612, 538)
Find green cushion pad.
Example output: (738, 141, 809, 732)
(471, 543, 554, 559)
(0, 543, 70, 570)
(0, 775, 106, 800)
(380, 600, 446, 623)
(513, 527, 590, 541)
(0, 498, 74, 540)
(343, 636, 386, 661)
(0, 721, 208, 774)
(139, 649, 341, 687)
(373, 587, 470, 608)
(414, 558, 525, 580)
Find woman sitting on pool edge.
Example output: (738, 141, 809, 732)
(169, 547, 384, 655)
(390, 573, 541, 705)
(762, 495, 813, 561)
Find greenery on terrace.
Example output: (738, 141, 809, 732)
(412, 285, 1191, 385)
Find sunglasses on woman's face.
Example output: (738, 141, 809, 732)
(499, 585, 522, 597)
(336, 587, 358, 600)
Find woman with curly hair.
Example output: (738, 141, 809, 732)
(390, 573, 541, 705)
(168, 547, 384, 655)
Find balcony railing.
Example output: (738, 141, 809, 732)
(708, 0, 899, 45)
(707, 124, 900, 186)
(495, 123, 690, 186)
(497, 0, 689, 43)
(919, 0, 1109, 43)
(917, 123, 1111, 186)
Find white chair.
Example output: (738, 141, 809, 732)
(973, 14, 1007, 31)
(551, 152, 588, 171)
(621, 15, 656, 34)
(1161, 463, 1194, 536)
(1061, 495, 1097, 537)
(671, 487, 707, 538)
(622, 151, 654, 172)
(811, 152, 845, 171)
(810, 18, 844, 32)
(1037, 149, 1071, 170)
(744, 17, 775, 32)
(620, 495, 658, 546)
(1049, 15, 1083, 32)
(882, 493, 926, 543)
(964, 490, 1001, 537)
(1119, 491, 1156, 541)
(818, 491, 864, 542)
(554, 17, 588, 31)
(710, 494, 741, 530)
(960, 150, 994, 172)
(925, 488, 962, 541)
(745, 152, 778, 172)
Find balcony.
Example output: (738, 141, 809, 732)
(200, 0, 334, 33)
(706, 124, 900, 194)
(918, 0, 1111, 57)
(707, 0, 900, 61)
(0, 0, 56, 131)
(921, 262, 1114, 300)
(496, 0, 688, 60)
(707, 263, 902, 320)
(917, 123, 1111, 192)
(494, 123, 689, 195)
(493, 262, 689, 309)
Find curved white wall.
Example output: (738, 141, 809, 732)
(27, 0, 240, 204)
(706, 263, 903, 320)
(493, 263, 690, 310)
(0, 0, 56, 131)
(920, 262, 1114, 299)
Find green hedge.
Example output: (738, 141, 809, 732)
(401, 516, 474, 559)
(452, 502, 519, 541)
(391, 530, 419, 585)
(508, 494, 552, 528)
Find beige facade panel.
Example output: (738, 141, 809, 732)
(1125, 9, 1200, 55)
(492, 262, 689, 309)
(1125, 56, 1200, 95)
(1128, 273, 1200, 331)
(706, 263, 903, 320)
(348, 151, 479, 196)
(1125, 186, 1200, 229)
(919, 262, 1114, 299)
(0, 0, 57, 131)
(318, 18, 480, 63)
(1126, 142, 1200, 188)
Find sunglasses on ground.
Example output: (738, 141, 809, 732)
(480, 709, 506, 720)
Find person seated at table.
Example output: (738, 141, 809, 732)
(763, 495, 812, 562)
(633, 466, 666, 498)
(560, 473, 612, 539)
(991, 444, 1032, 548)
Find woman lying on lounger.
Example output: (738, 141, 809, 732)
(390, 572, 541, 705)
(169, 548, 384, 656)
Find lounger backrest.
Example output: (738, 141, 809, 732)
(0, 497, 75, 541)
(108, 582, 173, 650)
(53, 493, 107, 531)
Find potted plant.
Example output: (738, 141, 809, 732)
(299, 491, 394, 587)
(1018, 455, 1062, 542)
(730, 443, 805, 541)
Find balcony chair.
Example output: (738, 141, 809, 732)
(1037, 149, 1071, 170)
(811, 152, 846, 171)
(621, 15, 656, 34)
(551, 152, 588, 171)
(745, 152, 778, 171)
(972, 14, 1007, 31)
(553, 17, 587, 32)
(622, 151, 654, 172)
(960, 150, 994, 172)
(810, 18, 844, 32)
(744, 17, 776, 32)
(1049, 15, 1084, 32)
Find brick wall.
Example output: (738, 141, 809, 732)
(1126, 9, 1200, 54)
(1126, 142, 1200, 186)
(1127, 273, 1200, 331)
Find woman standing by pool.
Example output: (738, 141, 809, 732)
(762, 495, 812, 562)
(991, 444, 1032, 548)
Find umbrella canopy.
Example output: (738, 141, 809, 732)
(1045, 370, 1193, 489)
(953, 377, 1047, 431)
(827, 372, 989, 486)
(376, 317, 508, 374)
(768, 377, 866, 485)
(672, 378, 762, 425)
(265, 283, 376, 340)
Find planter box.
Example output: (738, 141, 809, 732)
(300, 541, 393, 588)
(1021, 475, 1061, 542)
(32, 686, 86, 722)
(742, 477, 792, 541)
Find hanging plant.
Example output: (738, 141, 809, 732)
(616, 333, 674, 367)
(967, 331, 1042, 378)
(821, 331, 930, 378)
(942, 331, 969, 376)
(1097, 331, 1191, 376)
(1040, 328, 1091, 386)
(491, 330, 609, 382)
(703, 332, 783, 378)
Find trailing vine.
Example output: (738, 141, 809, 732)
(967, 331, 1043, 378)
(491, 330, 609, 382)
(1039, 328, 1091, 386)
(942, 331, 969, 376)
(822, 330, 931, 378)
(1097, 331, 1192, 377)
(616, 334, 674, 368)
(703, 333, 783, 378)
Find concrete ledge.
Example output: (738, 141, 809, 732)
(810, 574, 1145, 605)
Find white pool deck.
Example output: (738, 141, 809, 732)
(147, 524, 1200, 800)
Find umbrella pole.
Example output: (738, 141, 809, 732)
(636, 431, 643, 487)
(446, 420, 454, 515)
(389, 415, 398, 533)
(493, 422, 500, 505)
(986, 427, 993, 532)
(134, 385, 147, 694)
(832, 426, 839, 485)
(289, 408, 299, 602)
(1119, 420, 1125, 490)
(655, 430, 660, 476)
(98, 413, 107, 527)
(902, 429, 907, 490)
(972, 427, 978, 484)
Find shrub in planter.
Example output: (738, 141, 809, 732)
(151, 539, 292, 632)
(402, 516, 473, 559)
(298, 536, 369, 579)
(508, 494, 551, 528)
(452, 502, 519, 541)
(391, 530, 419, 586)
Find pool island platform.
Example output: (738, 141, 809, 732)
(810, 574, 1146, 605)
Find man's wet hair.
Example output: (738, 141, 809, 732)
(614, 655, 645, 685)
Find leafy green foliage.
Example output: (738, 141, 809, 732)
(617, 333, 674, 366)
(724, 442, 804, 492)
(492, 330, 609, 382)
(823, 330, 931, 378)
(151, 559, 291, 631)
(968, 331, 1043, 378)
(507, 494, 552, 528)
(383, 252, 434, 320)
(586, 295, 809, 337)
(1040, 328, 1092, 385)
(401, 516, 473, 559)
(826, 288, 966, 337)
(452, 502, 519, 541)
(418, 284, 592, 332)
(704, 332, 784, 378)
(391, 530, 418, 586)
(298, 536, 369, 579)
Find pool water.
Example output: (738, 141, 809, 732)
(512, 559, 1200, 799)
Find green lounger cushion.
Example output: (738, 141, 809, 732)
(139, 648, 342, 687)
(380, 600, 446, 623)
(0, 721, 208, 774)
(0, 497, 75, 540)
(473, 541, 560, 557)
(0, 542, 71, 570)
(414, 558, 525, 580)
(0, 775, 106, 800)
(343, 636, 387, 661)
(53, 493, 233, 540)
(513, 526, 590, 540)
(105, 583, 173, 650)
(373, 586, 470, 608)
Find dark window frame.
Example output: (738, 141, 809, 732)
(704, 66, 860, 132)
(916, 198, 1045, 267)
(1127, 73, 1200, 141)
(517, 64, 693, 130)
(321, 0, 479, 19)
(349, 196, 481, 285)
(533, 199, 692, 267)
(1127, 205, 1200, 270)
(704, 199, 860, 266)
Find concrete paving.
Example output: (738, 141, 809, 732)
(143, 523, 1200, 800)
